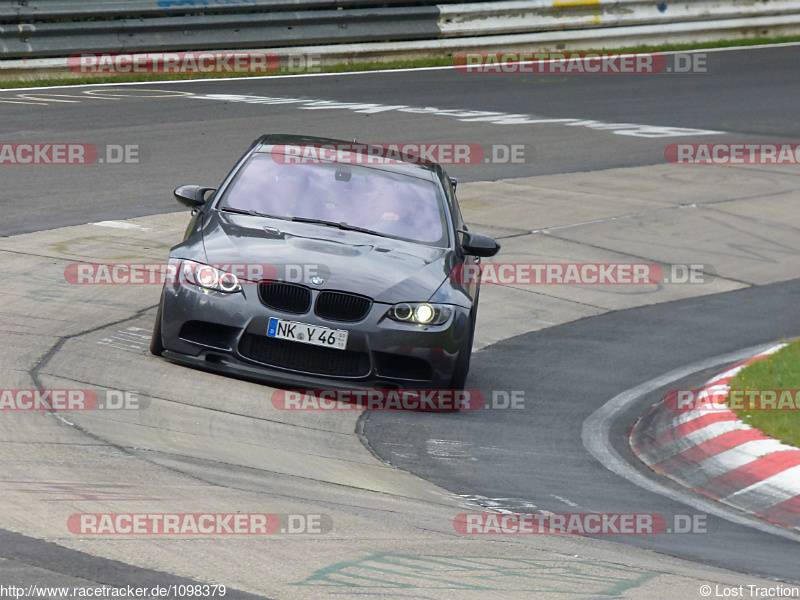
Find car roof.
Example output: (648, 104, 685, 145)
(251, 133, 444, 180)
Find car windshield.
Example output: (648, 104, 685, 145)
(217, 151, 448, 245)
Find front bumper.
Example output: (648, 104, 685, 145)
(159, 279, 472, 390)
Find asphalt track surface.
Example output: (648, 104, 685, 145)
(1, 44, 799, 236)
(1, 43, 799, 587)
(365, 281, 800, 582)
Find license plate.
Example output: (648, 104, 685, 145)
(267, 317, 348, 350)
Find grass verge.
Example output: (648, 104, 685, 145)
(729, 340, 800, 448)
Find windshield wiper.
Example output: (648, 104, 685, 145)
(220, 206, 288, 220)
(290, 216, 388, 237)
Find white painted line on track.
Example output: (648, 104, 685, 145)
(92, 221, 149, 230)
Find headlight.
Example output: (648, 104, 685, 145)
(386, 302, 452, 325)
(181, 260, 242, 293)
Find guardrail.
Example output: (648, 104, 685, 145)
(438, 0, 800, 37)
(1, 0, 800, 71)
(0, 3, 443, 58)
(0, 0, 483, 20)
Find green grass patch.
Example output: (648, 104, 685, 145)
(729, 340, 800, 448)
(2, 34, 800, 89)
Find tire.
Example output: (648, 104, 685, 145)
(150, 294, 165, 356)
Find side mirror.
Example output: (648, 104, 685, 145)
(174, 185, 215, 210)
(449, 176, 458, 191)
(460, 231, 500, 257)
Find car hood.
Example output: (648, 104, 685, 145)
(199, 211, 452, 303)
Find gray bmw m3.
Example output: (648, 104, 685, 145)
(150, 134, 500, 391)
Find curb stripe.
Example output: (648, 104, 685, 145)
(665, 440, 792, 489)
(696, 450, 800, 499)
(723, 465, 800, 509)
(647, 409, 710, 437)
(637, 421, 749, 465)
(635, 411, 741, 455)
(630, 342, 799, 531)
(650, 429, 769, 473)
(759, 495, 800, 528)
(672, 411, 740, 437)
